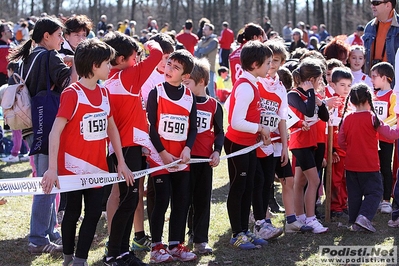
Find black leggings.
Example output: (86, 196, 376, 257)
(107, 146, 142, 258)
(252, 155, 275, 221)
(378, 141, 394, 200)
(62, 187, 104, 259)
(150, 171, 191, 243)
(224, 137, 256, 235)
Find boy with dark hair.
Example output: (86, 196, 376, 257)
(131, 32, 175, 252)
(225, 40, 272, 249)
(146, 49, 197, 263)
(183, 58, 224, 254)
(41, 39, 134, 266)
(103, 31, 162, 265)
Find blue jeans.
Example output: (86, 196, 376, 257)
(26, 134, 60, 245)
(207, 71, 215, 98)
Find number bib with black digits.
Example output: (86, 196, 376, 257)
(159, 113, 189, 141)
(196, 110, 212, 133)
(81, 111, 108, 141)
(374, 101, 388, 120)
(260, 111, 280, 132)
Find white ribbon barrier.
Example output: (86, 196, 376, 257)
(0, 160, 181, 196)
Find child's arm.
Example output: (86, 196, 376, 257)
(42, 117, 68, 194)
(107, 116, 135, 186)
(210, 102, 224, 167)
(377, 119, 399, 140)
(384, 93, 397, 126)
(278, 119, 289, 166)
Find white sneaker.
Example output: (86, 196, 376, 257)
(167, 244, 197, 262)
(306, 217, 328, 234)
(296, 214, 306, 224)
(1, 155, 19, 163)
(388, 219, 399, 228)
(380, 202, 392, 214)
(285, 220, 314, 233)
(253, 220, 283, 240)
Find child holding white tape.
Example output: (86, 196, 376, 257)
(42, 39, 134, 266)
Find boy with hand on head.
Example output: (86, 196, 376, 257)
(183, 58, 224, 254)
(41, 39, 134, 266)
(328, 67, 353, 218)
(146, 50, 197, 263)
(103, 31, 162, 266)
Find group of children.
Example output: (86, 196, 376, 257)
(30, 18, 399, 266)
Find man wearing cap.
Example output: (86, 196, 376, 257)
(363, 0, 399, 74)
(218, 21, 234, 68)
(176, 19, 199, 55)
(345, 25, 365, 46)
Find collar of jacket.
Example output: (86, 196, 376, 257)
(371, 10, 399, 27)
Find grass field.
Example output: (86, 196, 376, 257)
(0, 155, 398, 266)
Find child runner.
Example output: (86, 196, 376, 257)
(146, 50, 197, 263)
(347, 45, 373, 88)
(288, 58, 329, 234)
(338, 83, 399, 232)
(255, 40, 313, 236)
(41, 39, 134, 266)
(183, 58, 224, 254)
(225, 40, 271, 250)
(370, 62, 396, 214)
(102, 31, 162, 265)
(328, 67, 353, 218)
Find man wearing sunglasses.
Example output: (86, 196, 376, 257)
(363, 0, 399, 74)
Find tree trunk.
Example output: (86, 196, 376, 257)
(285, 0, 290, 25)
(230, 0, 239, 34)
(131, 0, 136, 19)
(345, 0, 353, 35)
(292, 0, 296, 27)
(315, 0, 324, 26)
(331, 0, 342, 36)
(306, 0, 310, 24)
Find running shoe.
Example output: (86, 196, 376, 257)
(167, 244, 197, 262)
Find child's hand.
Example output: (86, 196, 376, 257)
(63, 55, 74, 67)
(322, 158, 327, 168)
(332, 152, 340, 163)
(180, 147, 191, 164)
(302, 81, 313, 91)
(259, 125, 271, 145)
(118, 162, 134, 186)
(209, 151, 220, 167)
(280, 148, 289, 167)
(41, 169, 60, 194)
(325, 96, 343, 109)
(301, 121, 310, 131)
(159, 150, 179, 165)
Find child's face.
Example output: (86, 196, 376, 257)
(268, 55, 285, 77)
(124, 51, 138, 68)
(370, 70, 385, 89)
(164, 59, 186, 85)
(65, 29, 87, 51)
(157, 54, 170, 73)
(183, 78, 204, 96)
(220, 71, 228, 79)
(331, 78, 351, 98)
(95, 60, 111, 80)
(310, 75, 323, 91)
(348, 50, 365, 72)
(253, 56, 272, 78)
(47, 28, 64, 51)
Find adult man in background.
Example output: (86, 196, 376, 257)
(363, 0, 399, 74)
(176, 20, 199, 55)
(345, 25, 364, 46)
(195, 23, 218, 98)
(282, 21, 293, 42)
(218, 21, 234, 68)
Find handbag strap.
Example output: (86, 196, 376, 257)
(20, 50, 46, 81)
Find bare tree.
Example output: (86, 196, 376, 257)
(344, 0, 353, 34)
(331, 0, 342, 36)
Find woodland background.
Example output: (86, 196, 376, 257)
(0, 0, 391, 38)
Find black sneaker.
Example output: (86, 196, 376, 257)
(122, 252, 148, 266)
(103, 256, 128, 266)
(269, 197, 285, 213)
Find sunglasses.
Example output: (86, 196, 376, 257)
(371, 0, 389, 6)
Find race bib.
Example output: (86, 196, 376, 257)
(81, 111, 108, 141)
(196, 110, 212, 133)
(329, 108, 341, 127)
(159, 113, 188, 141)
(260, 111, 280, 132)
(305, 105, 319, 123)
(374, 101, 388, 121)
